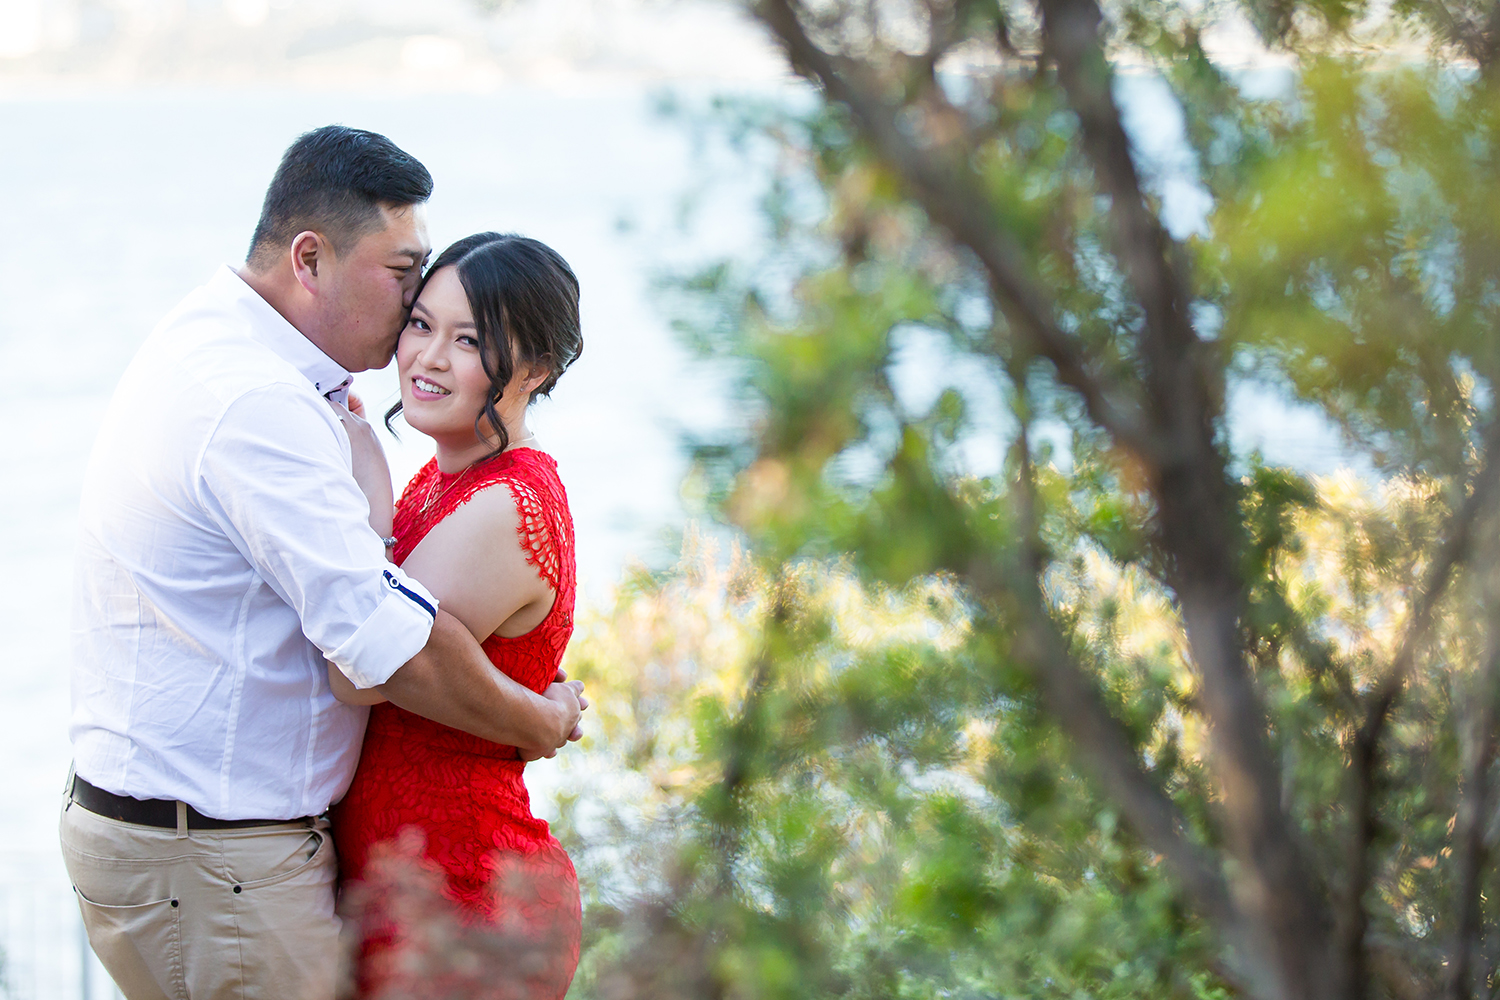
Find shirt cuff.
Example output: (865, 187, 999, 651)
(327, 570, 439, 688)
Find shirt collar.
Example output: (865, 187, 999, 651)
(211, 265, 353, 403)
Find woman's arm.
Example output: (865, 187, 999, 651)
(397, 483, 556, 643)
(401, 491, 587, 747)
(323, 476, 557, 710)
(331, 398, 395, 545)
(326, 396, 396, 705)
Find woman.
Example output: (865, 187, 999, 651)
(329, 232, 585, 999)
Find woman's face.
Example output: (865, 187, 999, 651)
(395, 266, 498, 445)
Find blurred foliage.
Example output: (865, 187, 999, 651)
(549, 469, 1489, 999)
(541, 0, 1500, 995)
(414, 0, 1500, 997)
(554, 532, 1228, 999)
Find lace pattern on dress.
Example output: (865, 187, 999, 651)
(504, 477, 561, 593)
(393, 449, 572, 600)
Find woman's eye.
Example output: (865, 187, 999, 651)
(457, 335, 479, 347)
(407, 318, 430, 332)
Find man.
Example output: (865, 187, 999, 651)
(60, 125, 584, 1000)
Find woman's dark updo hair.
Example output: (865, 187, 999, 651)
(385, 232, 582, 456)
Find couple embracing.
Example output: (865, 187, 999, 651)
(61, 125, 589, 999)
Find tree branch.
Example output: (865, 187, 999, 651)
(755, 3, 1333, 995)
(994, 561, 1248, 953)
(913, 0, 975, 82)
(1038, 1, 1335, 995)
(1479, 0, 1500, 75)
(1445, 627, 1500, 1000)
(1341, 415, 1500, 999)
(1412, 0, 1500, 73)
(977, 364, 1251, 989)
(753, 0, 1161, 465)
(1038, 0, 1199, 398)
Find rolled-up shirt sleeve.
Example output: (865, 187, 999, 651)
(196, 383, 436, 688)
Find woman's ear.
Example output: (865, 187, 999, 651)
(520, 358, 553, 396)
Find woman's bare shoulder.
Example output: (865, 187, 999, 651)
(417, 478, 527, 552)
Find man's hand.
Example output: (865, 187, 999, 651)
(382, 612, 581, 751)
(519, 668, 588, 761)
(556, 665, 591, 738)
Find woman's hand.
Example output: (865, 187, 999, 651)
(330, 399, 395, 547)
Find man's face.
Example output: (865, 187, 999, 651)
(318, 202, 431, 372)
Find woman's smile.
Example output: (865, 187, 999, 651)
(410, 375, 451, 398)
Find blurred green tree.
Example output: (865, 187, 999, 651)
(406, 1, 1500, 997)
(554, 2, 1500, 1000)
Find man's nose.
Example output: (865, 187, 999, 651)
(401, 266, 425, 307)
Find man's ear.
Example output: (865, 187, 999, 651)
(289, 230, 326, 293)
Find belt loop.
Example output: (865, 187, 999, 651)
(63, 761, 76, 811)
(175, 800, 188, 839)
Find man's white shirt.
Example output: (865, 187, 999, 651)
(70, 265, 437, 821)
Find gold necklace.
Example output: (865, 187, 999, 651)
(419, 433, 538, 515)
(419, 464, 476, 516)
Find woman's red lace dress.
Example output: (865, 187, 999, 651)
(333, 448, 580, 1000)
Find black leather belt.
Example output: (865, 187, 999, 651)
(70, 775, 308, 831)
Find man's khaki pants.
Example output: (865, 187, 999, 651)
(59, 788, 341, 1000)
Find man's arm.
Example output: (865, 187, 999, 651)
(377, 609, 582, 751)
(327, 611, 583, 753)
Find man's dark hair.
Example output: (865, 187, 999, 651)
(246, 125, 433, 271)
